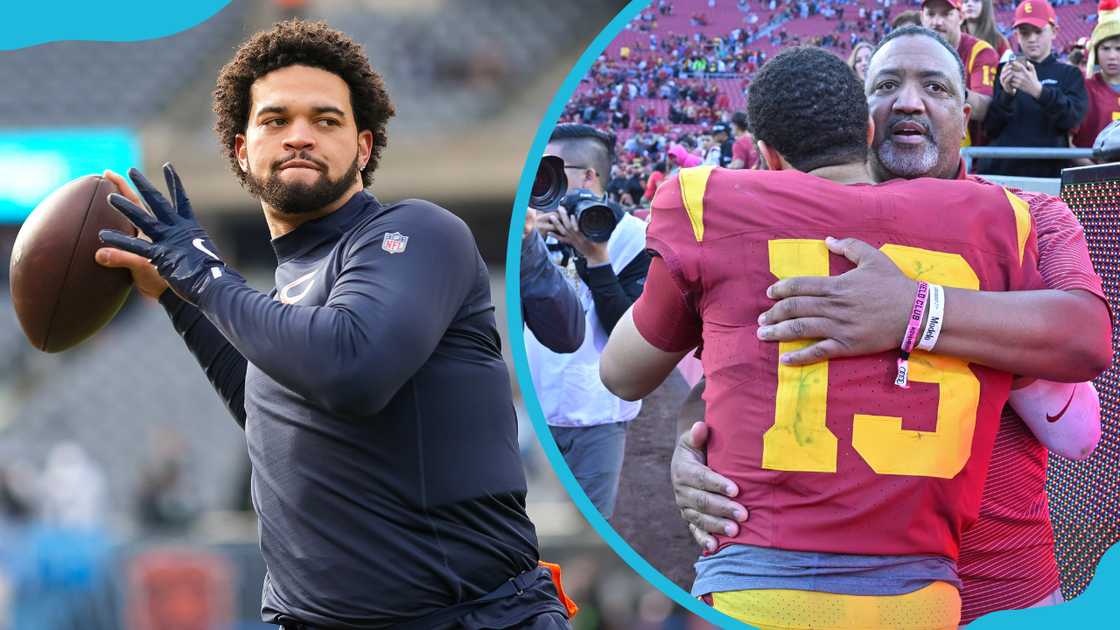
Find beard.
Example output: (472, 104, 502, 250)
(873, 117, 941, 180)
(246, 151, 361, 215)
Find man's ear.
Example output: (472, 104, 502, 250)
(961, 100, 973, 140)
(357, 129, 374, 170)
(757, 140, 786, 172)
(866, 116, 875, 148)
(235, 134, 249, 173)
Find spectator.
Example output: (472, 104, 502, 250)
(1073, 1, 1120, 151)
(668, 143, 704, 169)
(892, 9, 924, 28)
(962, 0, 1012, 57)
(642, 162, 668, 204)
(704, 123, 734, 166)
(1068, 36, 1090, 70)
(922, 0, 999, 135)
(980, 0, 1089, 176)
(729, 111, 759, 168)
(848, 41, 875, 81)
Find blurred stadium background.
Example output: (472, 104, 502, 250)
(0, 1, 722, 628)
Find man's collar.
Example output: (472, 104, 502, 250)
(270, 190, 380, 262)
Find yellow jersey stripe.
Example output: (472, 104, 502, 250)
(1002, 188, 1032, 265)
(678, 165, 715, 243)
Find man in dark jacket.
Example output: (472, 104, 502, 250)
(978, 0, 1087, 177)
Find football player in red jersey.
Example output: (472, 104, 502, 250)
(601, 44, 1046, 629)
(668, 27, 1111, 625)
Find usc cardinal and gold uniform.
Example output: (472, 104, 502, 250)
(632, 166, 1045, 629)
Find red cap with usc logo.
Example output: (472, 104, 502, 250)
(1013, 0, 1058, 29)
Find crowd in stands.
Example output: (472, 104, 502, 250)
(559, 0, 1113, 205)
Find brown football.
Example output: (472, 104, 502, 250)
(8, 175, 136, 352)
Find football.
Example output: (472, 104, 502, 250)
(8, 175, 137, 352)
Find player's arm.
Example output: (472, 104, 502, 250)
(521, 214, 585, 353)
(757, 237, 1112, 383)
(160, 292, 248, 427)
(101, 166, 478, 418)
(193, 205, 479, 417)
(600, 255, 698, 401)
(1009, 378, 1101, 460)
(95, 170, 248, 427)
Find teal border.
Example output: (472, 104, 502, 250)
(1, 1, 231, 51)
(504, 1, 744, 626)
(502, 1, 1119, 628)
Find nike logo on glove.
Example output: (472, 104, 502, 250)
(1046, 388, 1077, 423)
(192, 238, 223, 279)
(192, 238, 220, 260)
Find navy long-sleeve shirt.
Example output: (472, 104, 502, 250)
(161, 191, 539, 628)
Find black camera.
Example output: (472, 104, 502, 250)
(558, 189, 618, 243)
(530, 155, 618, 242)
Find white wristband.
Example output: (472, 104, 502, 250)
(917, 284, 945, 352)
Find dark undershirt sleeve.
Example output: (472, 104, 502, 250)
(194, 209, 476, 418)
(578, 248, 652, 335)
(159, 291, 248, 428)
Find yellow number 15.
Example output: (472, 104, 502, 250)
(761, 239, 981, 479)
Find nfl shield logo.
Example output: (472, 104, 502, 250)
(382, 232, 409, 254)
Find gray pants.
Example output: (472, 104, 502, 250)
(549, 422, 629, 519)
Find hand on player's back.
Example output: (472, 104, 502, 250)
(94, 170, 169, 300)
(671, 421, 747, 552)
(756, 237, 917, 366)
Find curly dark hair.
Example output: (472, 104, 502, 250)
(747, 46, 868, 172)
(212, 20, 395, 188)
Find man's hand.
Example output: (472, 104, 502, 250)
(94, 170, 170, 300)
(549, 207, 610, 266)
(671, 421, 746, 552)
(757, 236, 916, 365)
(1000, 62, 1019, 96)
(1015, 60, 1043, 100)
(99, 164, 240, 306)
(523, 208, 538, 240)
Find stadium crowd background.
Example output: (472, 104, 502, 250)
(0, 1, 722, 628)
(562, 0, 1105, 199)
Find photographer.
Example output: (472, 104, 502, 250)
(523, 124, 651, 518)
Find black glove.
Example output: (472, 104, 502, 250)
(99, 164, 242, 305)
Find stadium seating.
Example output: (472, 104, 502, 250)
(0, 2, 246, 127)
(0, 297, 247, 519)
(310, 0, 626, 125)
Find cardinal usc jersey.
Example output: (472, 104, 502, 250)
(637, 166, 1044, 561)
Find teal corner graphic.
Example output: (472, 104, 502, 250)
(503, 1, 1118, 628)
(1, 1, 231, 51)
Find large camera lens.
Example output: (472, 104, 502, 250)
(530, 155, 567, 210)
(560, 189, 619, 243)
(575, 202, 617, 243)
